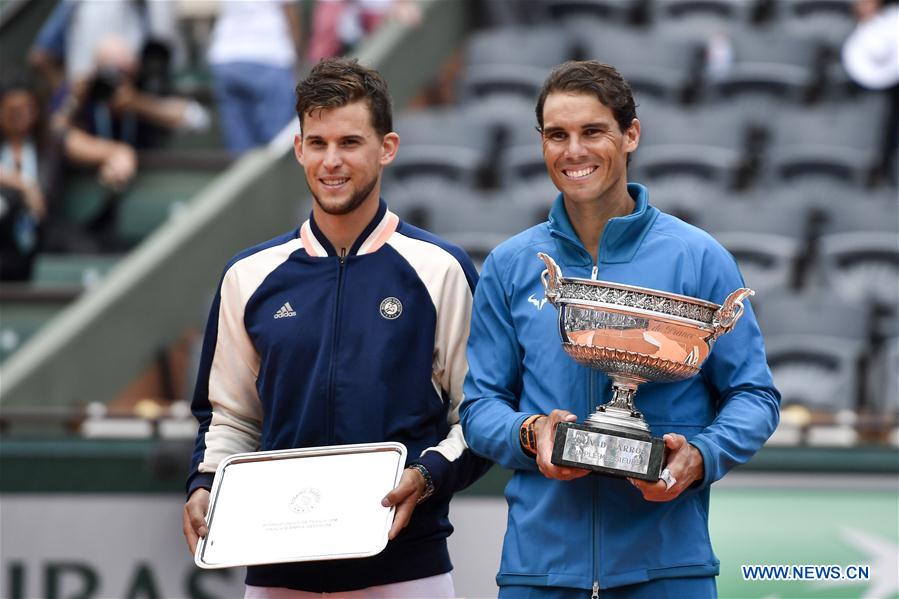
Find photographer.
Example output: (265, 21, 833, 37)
(56, 35, 209, 151)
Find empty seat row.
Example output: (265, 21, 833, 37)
(459, 20, 861, 106)
(486, 0, 857, 44)
(388, 94, 894, 192)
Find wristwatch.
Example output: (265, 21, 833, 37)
(407, 463, 435, 504)
(519, 414, 544, 457)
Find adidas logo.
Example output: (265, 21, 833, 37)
(274, 302, 297, 319)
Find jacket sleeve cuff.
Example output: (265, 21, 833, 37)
(687, 437, 717, 489)
(509, 412, 540, 470)
(186, 472, 215, 499)
(411, 451, 450, 496)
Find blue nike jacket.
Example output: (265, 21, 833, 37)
(460, 183, 780, 591)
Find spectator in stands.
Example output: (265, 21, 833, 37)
(460, 60, 780, 599)
(0, 74, 139, 271)
(0, 79, 53, 280)
(842, 0, 898, 182)
(182, 58, 490, 596)
(52, 35, 209, 151)
(307, 0, 421, 62)
(28, 0, 183, 89)
(207, 0, 301, 154)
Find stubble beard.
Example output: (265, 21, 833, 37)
(311, 174, 379, 216)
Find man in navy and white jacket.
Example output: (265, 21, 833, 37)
(460, 61, 780, 598)
(183, 58, 490, 597)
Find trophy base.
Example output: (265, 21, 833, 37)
(551, 421, 665, 482)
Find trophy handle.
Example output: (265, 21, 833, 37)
(537, 252, 563, 306)
(712, 288, 754, 339)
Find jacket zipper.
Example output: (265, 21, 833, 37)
(591, 369, 601, 596)
(591, 265, 598, 280)
(326, 248, 347, 443)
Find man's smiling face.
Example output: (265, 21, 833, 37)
(540, 91, 639, 208)
(294, 100, 397, 216)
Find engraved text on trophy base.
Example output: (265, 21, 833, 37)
(561, 428, 652, 474)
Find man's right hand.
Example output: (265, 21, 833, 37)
(533, 410, 591, 481)
(182, 488, 210, 555)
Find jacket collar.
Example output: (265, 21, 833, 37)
(547, 182, 658, 266)
(300, 198, 399, 258)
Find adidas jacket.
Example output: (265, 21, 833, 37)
(187, 199, 491, 592)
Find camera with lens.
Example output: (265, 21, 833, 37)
(88, 68, 124, 103)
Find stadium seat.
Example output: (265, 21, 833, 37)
(866, 336, 898, 420)
(640, 178, 718, 225)
(755, 290, 870, 340)
(817, 232, 899, 312)
(764, 333, 864, 414)
(501, 180, 558, 227)
(457, 63, 551, 104)
(775, 0, 856, 46)
(652, 0, 751, 27)
(700, 198, 809, 293)
(542, 0, 647, 24)
(0, 286, 77, 363)
(765, 99, 888, 187)
(115, 170, 216, 244)
(705, 30, 822, 104)
(388, 108, 493, 188)
(630, 102, 749, 187)
(440, 231, 512, 272)
(60, 170, 116, 225)
(571, 23, 703, 102)
(31, 254, 120, 288)
(429, 190, 538, 238)
(463, 26, 573, 70)
(498, 142, 549, 188)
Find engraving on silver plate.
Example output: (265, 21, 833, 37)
(289, 487, 321, 514)
(562, 428, 651, 474)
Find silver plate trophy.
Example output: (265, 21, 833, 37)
(195, 442, 406, 568)
(537, 253, 753, 482)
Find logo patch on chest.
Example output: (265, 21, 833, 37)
(274, 302, 297, 319)
(379, 297, 403, 320)
(528, 293, 548, 310)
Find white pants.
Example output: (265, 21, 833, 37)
(245, 572, 455, 598)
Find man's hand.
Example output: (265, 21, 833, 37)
(381, 467, 427, 540)
(182, 488, 210, 555)
(628, 433, 704, 502)
(99, 143, 136, 191)
(534, 410, 591, 481)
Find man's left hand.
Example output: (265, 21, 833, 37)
(628, 433, 704, 502)
(381, 467, 427, 540)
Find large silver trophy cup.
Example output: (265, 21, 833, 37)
(537, 253, 753, 481)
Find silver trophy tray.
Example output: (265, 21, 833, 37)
(195, 442, 407, 569)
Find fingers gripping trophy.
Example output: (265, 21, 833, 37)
(537, 252, 754, 485)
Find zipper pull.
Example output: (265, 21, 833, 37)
(591, 265, 598, 281)
(339, 247, 347, 264)
(592, 581, 599, 598)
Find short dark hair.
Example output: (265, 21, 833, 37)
(294, 58, 393, 137)
(535, 60, 637, 134)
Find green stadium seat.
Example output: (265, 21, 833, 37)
(31, 254, 120, 287)
(115, 170, 216, 243)
(60, 171, 112, 225)
(0, 288, 76, 363)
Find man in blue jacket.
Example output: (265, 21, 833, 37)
(183, 58, 490, 597)
(460, 61, 780, 598)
